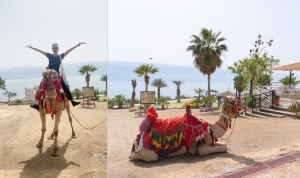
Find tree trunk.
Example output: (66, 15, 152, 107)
(177, 87, 180, 102)
(196, 95, 200, 108)
(131, 90, 135, 107)
(162, 102, 165, 110)
(144, 77, 148, 113)
(157, 88, 160, 100)
(207, 73, 211, 109)
(250, 79, 253, 95)
(86, 72, 90, 105)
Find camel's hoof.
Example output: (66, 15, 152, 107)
(47, 136, 53, 140)
(72, 135, 77, 139)
(51, 151, 60, 156)
(36, 143, 43, 148)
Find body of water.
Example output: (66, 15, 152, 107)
(0, 76, 105, 101)
(108, 71, 292, 100)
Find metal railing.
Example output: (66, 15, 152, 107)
(242, 90, 274, 115)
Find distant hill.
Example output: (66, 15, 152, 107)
(0, 61, 107, 79)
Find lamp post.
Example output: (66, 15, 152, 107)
(269, 56, 273, 107)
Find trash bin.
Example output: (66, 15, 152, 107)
(273, 96, 280, 106)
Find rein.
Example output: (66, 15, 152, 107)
(218, 99, 240, 141)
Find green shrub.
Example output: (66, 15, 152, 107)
(15, 99, 23, 104)
(246, 96, 258, 107)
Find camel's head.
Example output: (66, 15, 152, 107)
(42, 69, 59, 99)
(42, 69, 59, 82)
(222, 96, 243, 119)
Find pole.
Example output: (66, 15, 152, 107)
(269, 56, 273, 107)
(290, 70, 292, 87)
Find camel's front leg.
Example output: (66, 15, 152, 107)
(215, 142, 227, 146)
(66, 101, 76, 138)
(129, 141, 159, 162)
(36, 109, 46, 148)
(51, 107, 62, 156)
(197, 145, 228, 156)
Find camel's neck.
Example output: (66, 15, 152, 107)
(45, 81, 57, 98)
(210, 114, 229, 138)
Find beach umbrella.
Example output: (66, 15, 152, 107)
(267, 62, 300, 86)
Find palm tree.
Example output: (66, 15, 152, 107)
(78, 64, 98, 87)
(113, 94, 127, 109)
(134, 64, 159, 112)
(279, 76, 300, 86)
(72, 88, 82, 99)
(151, 78, 168, 101)
(133, 64, 159, 91)
(100, 74, 107, 92)
(187, 28, 228, 109)
(131, 79, 137, 107)
(0, 77, 6, 90)
(158, 96, 168, 110)
(233, 75, 248, 99)
(194, 88, 205, 107)
(172, 80, 184, 102)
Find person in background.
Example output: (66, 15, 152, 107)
(26, 42, 86, 109)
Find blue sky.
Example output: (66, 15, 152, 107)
(108, 0, 300, 69)
(0, 0, 107, 69)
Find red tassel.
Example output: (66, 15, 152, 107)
(211, 138, 218, 146)
(51, 110, 56, 120)
(224, 106, 226, 111)
(229, 122, 231, 129)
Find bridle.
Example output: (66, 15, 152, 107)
(216, 98, 241, 131)
(47, 69, 57, 82)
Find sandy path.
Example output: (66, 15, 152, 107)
(0, 101, 107, 178)
(108, 108, 300, 178)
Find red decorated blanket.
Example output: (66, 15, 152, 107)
(137, 106, 210, 156)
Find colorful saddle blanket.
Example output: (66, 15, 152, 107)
(138, 107, 209, 156)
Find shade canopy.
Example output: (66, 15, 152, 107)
(269, 62, 300, 71)
(216, 90, 235, 98)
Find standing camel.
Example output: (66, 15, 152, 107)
(35, 69, 73, 156)
(129, 95, 243, 162)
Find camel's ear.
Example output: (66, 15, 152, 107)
(223, 96, 227, 100)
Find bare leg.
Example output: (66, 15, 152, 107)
(36, 105, 46, 148)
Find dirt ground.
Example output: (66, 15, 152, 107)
(108, 108, 300, 178)
(0, 101, 107, 178)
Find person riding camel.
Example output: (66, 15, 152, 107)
(26, 42, 86, 109)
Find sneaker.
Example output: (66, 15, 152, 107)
(71, 100, 81, 107)
(30, 104, 39, 110)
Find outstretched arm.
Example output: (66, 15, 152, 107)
(64, 42, 86, 58)
(25, 45, 46, 56)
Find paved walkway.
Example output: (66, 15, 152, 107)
(216, 150, 300, 178)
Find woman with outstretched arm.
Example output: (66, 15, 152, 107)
(26, 42, 86, 109)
